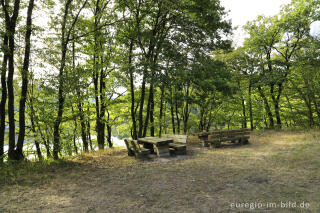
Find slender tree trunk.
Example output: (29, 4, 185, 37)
(53, 46, 67, 159)
(158, 85, 164, 137)
(0, 35, 8, 163)
(271, 84, 282, 129)
(98, 66, 106, 150)
(128, 40, 137, 139)
(241, 98, 247, 128)
(53, 0, 73, 160)
(258, 86, 274, 128)
(170, 88, 175, 134)
(87, 120, 93, 151)
(149, 84, 155, 136)
(36, 120, 51, 158)
(183, 86, 190, 134)
(163, 99, 167, 134)
(7, 34, 17, 160)
(29, 89, 43, 161)
(143, 86, 151, 137)
(71, 106, 78, 154)
(138, 70, 147, 138)
(149, 54, 159, 137)
(34, 140, 42, 161)
(106, 123, 112, 148)
(78, 103, 88, 152)
(2, 0, 21, 161)
(248, 81, 253, 130)
(17, 0, 35, 160)
(285, 93, 294, 127)
(175, 99, 180, 134)
(199, 107, 205, 131)
(106, 110, 112, 148)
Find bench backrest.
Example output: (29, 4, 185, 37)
(162, 134, 187, 144)
(208, 129, 250, 139)
(124, 139, 141, 155)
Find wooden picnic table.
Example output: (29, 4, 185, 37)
(138, 137, 173, 157)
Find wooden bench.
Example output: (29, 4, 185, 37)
(206, 129, 250, 148)
(124, 139, 151, 158)
(162, 134, 187, 155)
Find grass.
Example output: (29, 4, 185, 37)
(0, 158, 78, 186)
(1, 130, 320, 212)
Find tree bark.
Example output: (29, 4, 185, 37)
(271, 84, 282, 129)
(248, 81, 253, 130)
(128, 40, 138, 139)
(170, 88, 175, 134)
(0, 34, 8, 163)
(182, 86, 190, 134)
(16, 0, 35, 160)
(29, 85, 43, 161)
(175, 98, 180, 134)
(52, 0, 88, 159)
(138, 70, 147, 138)
(149, 84, 155, 137)
(158, 85, 164, 137)
(258, 86, 274, 128)
(142, 85, 151, 137)
(1, 0, 21, 160)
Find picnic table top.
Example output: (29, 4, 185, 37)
(138, 137, 173, 145)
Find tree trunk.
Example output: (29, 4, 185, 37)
(182, 86, 190, 134)
(170, 88, 175, 134)
(0, 34, 8, 163)
(149, 84, 155, 137)
(258, 86, 274, 128)
(248, 81, 253, 130)
(142, 86, 151, 137)
(271, 84, 282, 129)
(106, 124, 112, 148)
(17, 0, 35, 160)
(2, 0, 21, 161)
(128, 40, 137, 139)
(87, 119, 93, 151)
(158, 85, 164, 137)
(29, 93, 43, 161)
(138, 70, 147, 138)
(175, 99, 180, 134)
(71, 106, 78, 154)
(53, 0, 74, 160)
(29, 78, 43, 161)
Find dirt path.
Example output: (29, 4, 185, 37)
(1, 131, 320, 212)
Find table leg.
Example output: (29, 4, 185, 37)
(154, 144, 170, 157)
(143, 143, 155, 154)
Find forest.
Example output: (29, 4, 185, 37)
(0, 0, 319, 162)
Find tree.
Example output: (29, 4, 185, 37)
(1, 0, 21, 160)
(52, 0, 88, 160)
(16, 0, 36, 160)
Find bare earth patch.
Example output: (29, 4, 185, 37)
(1, 130, 320, 212)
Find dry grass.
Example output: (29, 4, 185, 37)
(1, 130, 320, 212)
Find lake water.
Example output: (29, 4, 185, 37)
(3, 136, 125, 160)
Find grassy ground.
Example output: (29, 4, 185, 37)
(1, 130, 320, 212)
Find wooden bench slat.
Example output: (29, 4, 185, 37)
(124, 139, 151, 158)
(199, 129, 250, 148)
